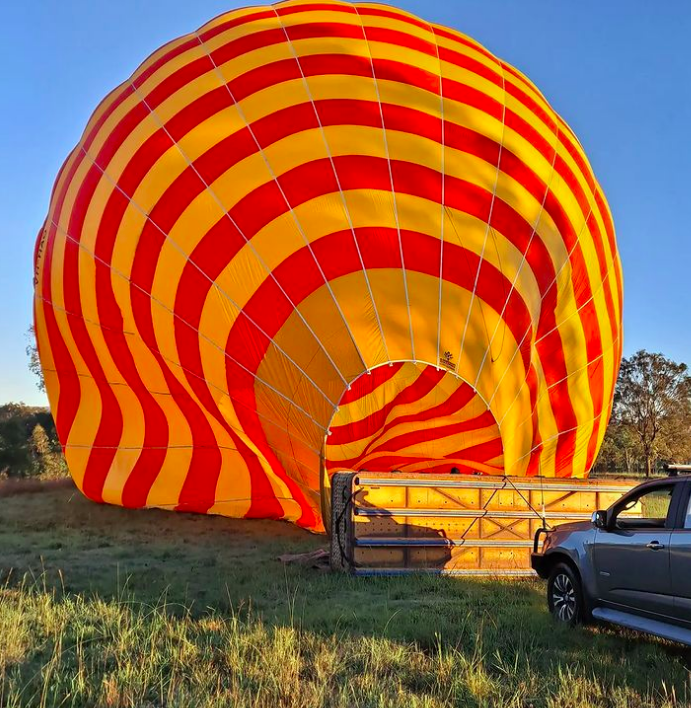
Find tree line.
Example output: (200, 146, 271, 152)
(594, 350, 691, 476)
(2, 342, 689, 480)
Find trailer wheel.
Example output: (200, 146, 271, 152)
(329, 472, 355, 572)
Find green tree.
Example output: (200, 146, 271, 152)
(612, 351, 691, 477)
(0, 404, 36, 477)
(30, 423, 67, 479)
(596, 420, 642, 475)
(26, 326, 45, 393)
(0, 403, 66, 479)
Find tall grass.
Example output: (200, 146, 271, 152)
(1, 575, 690, 708)
(3, 486, 691, 707)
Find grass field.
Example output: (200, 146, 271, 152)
(2, 483, 691, 707)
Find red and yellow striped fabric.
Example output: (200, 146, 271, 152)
(326, 362, 504, 475)
(34, 0, 623, 531)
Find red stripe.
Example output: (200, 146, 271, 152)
(366, 380, 479, 444)
(338, 362, 405, 406)
(344, 436, 504, 471)
(89, 172, 171, 507)
(37, 222, 80, 448)
(61, 300, 120, 500)
(199, 8, 276, 43)
(36, 125, 117, 455)
(370, 410, 498, 454)
(337, 378, 480, 465)
(333, 411, 500, 469)
(232, 227, 534, 379)
(127, 233, 225, 514)
(350, 462, 497, 475)
(329, 367, 445, 444)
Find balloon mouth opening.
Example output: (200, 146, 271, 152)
(320, 360, 504, 496)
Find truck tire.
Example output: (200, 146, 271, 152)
(547, 562, 588, 626)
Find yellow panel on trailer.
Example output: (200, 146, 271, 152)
(330, 472, 638, 576)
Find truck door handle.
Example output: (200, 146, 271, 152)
(646, 541, 665, 550)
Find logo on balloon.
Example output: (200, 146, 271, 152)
(439, 350, 456, 372)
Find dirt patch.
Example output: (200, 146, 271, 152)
(0, 477, 74, 498)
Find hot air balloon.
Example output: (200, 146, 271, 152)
(34, 0, 622, 532)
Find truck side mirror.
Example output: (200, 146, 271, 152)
(591, 509, 608, 530)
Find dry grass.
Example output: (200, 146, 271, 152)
(0, 478, 73, 498)
(1, 483, 691, 707)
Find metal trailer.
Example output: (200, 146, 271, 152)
(329, 472, 637, 576)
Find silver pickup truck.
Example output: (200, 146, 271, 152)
(531, 473, 691, 646)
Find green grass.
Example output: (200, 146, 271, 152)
(1, 484, 691, 707)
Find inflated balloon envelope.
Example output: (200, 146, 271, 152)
(34, 0, 623, 532)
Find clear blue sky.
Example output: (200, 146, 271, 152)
(1, 1, 689, 407)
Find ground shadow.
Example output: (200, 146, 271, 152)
(332, 488, 454, 573)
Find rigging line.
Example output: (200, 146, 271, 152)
(429, 24, 446, 368)
(445, 479, 506, 571)
(487, 206, 594, 411)
(271, 7, 391, 365)
(150, 495, 310, 511)
(502, 475, 549, 528)
(35, 291, 323, 456)
(192, 30, 372, 379)
(456, 58, 507, 370)
(39, 365, 169, 397)
(472, 125, 561, 390)
(125, 82, 351, 394)
(352, 5, 416, 362)
(283, 332, 334, 487)
(48, 217, 330, 438)
(286, 427, 309, 489)
(63, 443, 311, 456)
(77, 143, 339, 410)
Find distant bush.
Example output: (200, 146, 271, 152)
(0, 403, 68, 480)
